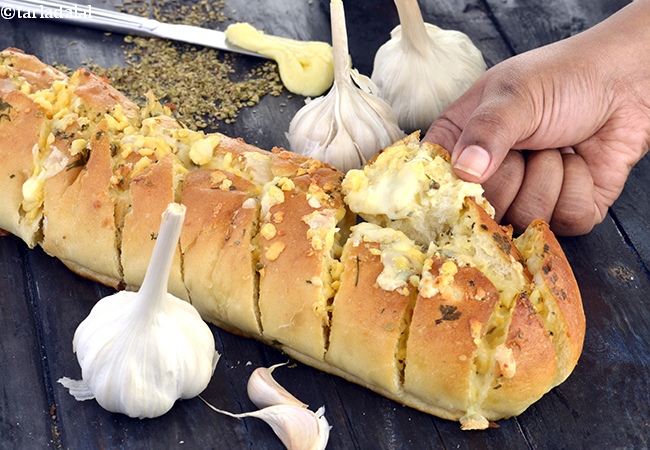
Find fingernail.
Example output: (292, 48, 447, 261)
(453, 145, 490, 180)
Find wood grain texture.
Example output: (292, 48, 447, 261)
(1, 0, 648, 448)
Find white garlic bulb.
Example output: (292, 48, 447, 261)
(59, 203, 219, 419)
(287, 0, 405, 173)
(371, 0, 487, 133)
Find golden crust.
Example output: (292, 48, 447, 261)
(0, 90, 44, 245)
(515, 219, 586, 385)
(121, 154, 187, 299)
(0, 48, 67, 91)
(41, 121, 122, 288)
(404, 256, 500, 419)
(181, 168, 260, 337)
(481, 292, 557, 418)
(73, 68, 139, 119)
(327, 240, 416, 394)
(257, 175, 335, 361)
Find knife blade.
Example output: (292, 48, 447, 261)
(0, 0, 267, 59)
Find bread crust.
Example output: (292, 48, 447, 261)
(481, 292, 557, 419)
(327, 239, 417, 394)
(0, 48, 67, 91)
(257, 170, 345, 361)
(181, 168, 261, 337)
(73, 68, 139, 120)
(404, 256, 500, 420)
(515, 219, 586, 385)
(40, 121, 122, 287)
(121, 154, 187, 299)
(0, 90, 44, 246)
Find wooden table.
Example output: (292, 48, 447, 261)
(1, 0, 648, 448)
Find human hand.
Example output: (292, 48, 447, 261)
(423, 0, 650, 236)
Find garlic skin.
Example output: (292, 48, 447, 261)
(59, 203, 219, 419)
(287, 0, 405, 173)
(371, 0, 486, 133)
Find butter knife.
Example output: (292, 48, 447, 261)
(0, 0, 267, 58)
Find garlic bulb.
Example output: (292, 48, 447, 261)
(201, 363, 330, 449)
(371, 0, 486, 133)
(58, 203, 219, 419)
(287, 0, 405, 173)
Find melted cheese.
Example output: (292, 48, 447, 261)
(350, 222, 425, 292)
(343, 143, 488, 225)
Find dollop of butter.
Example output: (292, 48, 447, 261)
(225, 22, 334, 97)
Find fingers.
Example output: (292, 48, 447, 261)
(449, 81, 541, 183)
(550, 152, 599, 236)
(502, 150, 564, 234)
(481, 151, 525, 223)
(423, 81, 483, 153)
(486, 149, 599, 236)
(422, 114, 462, 154)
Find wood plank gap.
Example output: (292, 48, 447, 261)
(513, 416, 536, 450)
(19, 244, 64, 448)
(607, 209, 650, 281)
(323, 375, 363, 450)
(477, 0, 518, 58)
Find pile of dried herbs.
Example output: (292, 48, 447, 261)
(72, 0, 284, 131)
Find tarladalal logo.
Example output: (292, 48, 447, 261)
(1, 3, 92, 19)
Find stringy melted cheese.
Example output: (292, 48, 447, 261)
(350, 222, 425, 292)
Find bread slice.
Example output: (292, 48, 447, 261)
(326, 222, 423, 394)
(404, 254, 500, 422)
(72, 68, 139, 122)
(121, 154, 187, 299)
(41, 120, 122, 287)
(181, 168, 261, 337)
(257, 168, 348, 362)
(0, 48, 67, 91)
(479, 291, 557, 421)
(514, 219, 585, 385)
(0, 89, 46, 246)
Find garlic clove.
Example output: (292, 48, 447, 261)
(246, 405, 330, 450)
(59, 203, 219, 419)
(247, 362, 308, 409)
(287, 0, 405, 173)
(371, 0, 486, 133)
(201, 398, 331, 450)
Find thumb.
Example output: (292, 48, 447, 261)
(449, 87, 538, 184)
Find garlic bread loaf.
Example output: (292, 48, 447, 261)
(0, 49, 585, 430)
